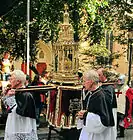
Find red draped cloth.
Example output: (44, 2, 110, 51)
(122, 88, 133, 128)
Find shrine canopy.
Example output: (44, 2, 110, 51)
(52, 4, 79, 85)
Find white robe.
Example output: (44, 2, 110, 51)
(112, 108, 117, 139)
(116, 85, 129, 114)
(78, 112, 116, 140)
(4, 96, 38, 140)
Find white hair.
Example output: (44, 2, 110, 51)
(10, 70, 26, 86)
(84, 69, 99, 84)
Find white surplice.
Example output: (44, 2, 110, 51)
(78, 112, 116, 140)
(112, 108, 117, 139)
(4, 96, 38, 140)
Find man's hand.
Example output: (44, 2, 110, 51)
(77, 110, 87, 119)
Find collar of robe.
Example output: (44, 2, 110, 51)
(83, 87, 100, 100)
(82, 87, 100, 110)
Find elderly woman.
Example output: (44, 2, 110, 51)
(3, 70, 38, 140)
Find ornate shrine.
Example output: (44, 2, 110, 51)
(52, 4, 79, 85)
(46, 5, 82, 130)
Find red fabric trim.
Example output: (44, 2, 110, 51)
(38, 83, 45, 102)
(49, 90, 57, 112)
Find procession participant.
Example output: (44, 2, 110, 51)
(97, 68, 117, 138)
(97, 68, 117, 110)
(25, 74, 32, 87)
(1, 52, 11, 81)
(41, 71, 52, 85)
(116, 74, 129, 138)
(3, 70, 38, 140)
(121, 88, 133, 128)
(78, 70, 115, 140)
(31, 74, 45, 128)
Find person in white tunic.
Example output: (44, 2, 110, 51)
(3, 70, 38, 140)
(116, 74, 129, 137)
(77, 70, 116, 140)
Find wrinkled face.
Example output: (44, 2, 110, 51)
(97, 69, 106, 82)
(83, 76, 93, 91)
(9, 74, 20, 88)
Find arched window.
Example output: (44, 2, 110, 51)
(39, 51, 44, 59)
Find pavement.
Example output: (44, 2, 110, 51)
(0, 114, 133, 140)
(0, 125, 133, 140)
(0, 126, 60, 140)
(0, 127, 49, 140)
(117, 128, 133, 140)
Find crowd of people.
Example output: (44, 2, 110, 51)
(76, 68, 133, 140)
(0, 52, 132, 140)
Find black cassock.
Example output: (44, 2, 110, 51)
(4, 91, 38, 140)
(79, 87, 116, 140)
(82, 87, 115, 127)
(15, 91, 36, 119)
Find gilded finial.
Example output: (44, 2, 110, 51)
(63, 4, 69, 24)
(64, 4, 68, 12)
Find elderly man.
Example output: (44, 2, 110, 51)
(97, 68, 117, 138)
(77, 70, 115, 140)
(3, 70, 38, 140)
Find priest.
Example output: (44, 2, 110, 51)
(77, 70, 116, 140)
(97, 68, 117, 138)
(3, 70, 38, 140)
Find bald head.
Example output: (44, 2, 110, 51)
(97, 68, 107, 82)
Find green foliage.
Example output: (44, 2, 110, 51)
(0, 0, 132, 63)
(79, 39, 121, 67)
(79, 0, 109, 44)
(80, 41, 110, 56)
(102, 0, 133, 43)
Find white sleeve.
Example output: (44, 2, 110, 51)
(84, 112, 107, 133)
(77, 119, 83, 129)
